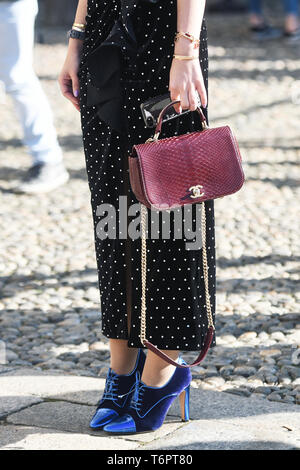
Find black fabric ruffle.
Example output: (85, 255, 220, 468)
(86, 0, 161, 134)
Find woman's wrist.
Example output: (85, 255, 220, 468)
(173, 36, 198, 56)
(68, 37, 84, 53)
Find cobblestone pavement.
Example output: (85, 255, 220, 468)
(0, 10, 300, 425)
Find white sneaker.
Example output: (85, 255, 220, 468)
(16, 162, 69, 194)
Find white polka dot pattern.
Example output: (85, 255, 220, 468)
(78, 0, 216, 351)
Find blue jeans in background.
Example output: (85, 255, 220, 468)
(0, 0, 63, 165)
(249, 0, 299, 15)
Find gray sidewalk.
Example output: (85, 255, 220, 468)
(0, 366, 299, 450)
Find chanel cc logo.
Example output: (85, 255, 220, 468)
(189, 185, 205, 198)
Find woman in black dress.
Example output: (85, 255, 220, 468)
(59, 0, 216, 434)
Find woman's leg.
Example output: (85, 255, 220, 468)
(0, 0, 63, 166)
(248, 0, 282, 39)
(283, 0, 300, 33)
(109, 340, 180, 387)
(141, 350, 179, 387)
(249, 0, 265, 27)
(109, 340, 139, 375)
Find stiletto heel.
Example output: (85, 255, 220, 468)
(179, 384, 190, 422)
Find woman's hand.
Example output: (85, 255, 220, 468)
(169, 32, 207, 114)
(169, 58, 207, 114)
(58, 39, 83, 112)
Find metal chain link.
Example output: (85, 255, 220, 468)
(140, 203, 148, 345)
(139, 201, 215, 346)
(200, 202, 215, 329)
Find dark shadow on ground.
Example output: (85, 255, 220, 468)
(216, 277, 299, 293)
(217, 254, 300, 268)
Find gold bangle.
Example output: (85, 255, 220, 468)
(72, 26, 85, 33)
(73, 23, 86, 29)
(173, 54, 198, 60)
(174, 31, 200, 48)
(175, 31, 196, 41)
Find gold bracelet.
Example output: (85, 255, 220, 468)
(173, 54, 198, 60)
(73, 23, 86, 29)
(72, 26, 85, 33)
(175, 31, 200, 48)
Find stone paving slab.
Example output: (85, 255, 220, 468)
(0, 367, 102, 406)
(0, 397, 43, 421)
(148, 389, 300, 450)
(1, 368, 299, 449)
(1, 367, 185, 443)
(0, 425, 139, 450)
(5, 401, 185, 444)
(141, 420, 300, 450)
(168, 387, 300, 422)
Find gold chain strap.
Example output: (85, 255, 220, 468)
(139, 202, 215, 347)
(200, 202, 215, 329)
(140, 203, 148, 345)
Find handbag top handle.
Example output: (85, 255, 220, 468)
(153, 100, 209, 139)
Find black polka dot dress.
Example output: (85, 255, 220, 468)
(78, 0, 216, 351)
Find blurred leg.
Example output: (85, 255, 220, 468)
(248, 0, 282, 40)
(249, 0, 265, 27)
(0, 0, 63, 165)
(283, 0, 300, 33)
(249, 0, 265, 26)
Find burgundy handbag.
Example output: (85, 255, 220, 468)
(128, 100, 245, 368)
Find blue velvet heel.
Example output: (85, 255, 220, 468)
(179, 384, 190, 422)
(89, 348, 146, 429)
(103, 356, 192, 434)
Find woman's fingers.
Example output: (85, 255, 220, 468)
(188, 86, 199, 111)
(170, 87, 199, 113)
(70, 72, 80, 110)
(195, 78, 207, 108)
(59, 73, 80, 110)
(169, 83, 204, 114)
(71, 73, 80, 99)
(169, 87, 181, 113)
(180, 87, 190, 111)
(169, 88, 191, 113)
(168, 61, 208, 113)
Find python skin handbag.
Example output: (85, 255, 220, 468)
(128, 100, 245, 368)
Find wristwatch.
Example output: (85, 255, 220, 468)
(67, 29, 85, 40)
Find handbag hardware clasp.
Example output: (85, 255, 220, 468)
(189, 185, 205, 198)
(145, 132, 160, 143)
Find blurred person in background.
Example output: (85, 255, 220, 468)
(208, 0, 247, 13)
(249, 0, 300, 41)
(0, 0, 69, 193)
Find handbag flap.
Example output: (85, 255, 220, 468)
(132, 126, 244, 210)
